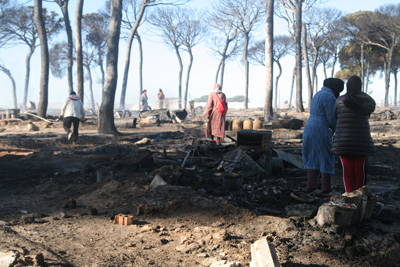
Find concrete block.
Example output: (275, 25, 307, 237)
(316, 202, 356, 227)
(0, 251, 17, 267)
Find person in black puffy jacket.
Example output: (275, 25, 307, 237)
(331, 76, 376, 193)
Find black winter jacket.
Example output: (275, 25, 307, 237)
(331, 91, 376, 156)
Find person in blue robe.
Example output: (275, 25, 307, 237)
(302, 78, 344, 195)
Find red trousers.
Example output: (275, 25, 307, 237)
(340, 155, 367, 193)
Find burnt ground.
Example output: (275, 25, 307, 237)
(0, 111, 400, 267)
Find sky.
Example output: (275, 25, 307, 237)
(0, 0, 399, 111)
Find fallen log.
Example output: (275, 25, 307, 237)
(272, 119, 303, 130)
(139, 118, 160, 127)
(272, 129, 303, 139)
(23, 112, 52, 123)
(114, 118, 137, 128)
(139, 109, 170, 119)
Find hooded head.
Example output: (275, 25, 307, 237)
(346, 76, 362, 94)
(213, 84, 222, 93)
(69, 91, 80, 100)
(343, 75, 375, 115)
(323, 78, 344, 98)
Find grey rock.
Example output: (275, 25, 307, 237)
(160, 238, 169, 245)
(59, 212, 69, 219)
(175, 243, 200, 253)
(345, 246, 359, 258)
(88, 207, 98, 215)
(213, 230, 230, 241)
(201, 257, 218, 267)
(211, 221, 225, 227)
(210, 244, 220, 251)
(65, 198, 77, 209)
(0, 220, 10, 226)
(21, 214, 35, 224)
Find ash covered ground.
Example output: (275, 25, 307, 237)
(0, 108, 400, 267)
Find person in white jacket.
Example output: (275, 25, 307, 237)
(60, 91, 85, 143)
(140, 89, 151, 111)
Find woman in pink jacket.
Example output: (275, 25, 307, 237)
(204, 84, 228, 145)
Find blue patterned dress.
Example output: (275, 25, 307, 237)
(302, 87, 337, 174)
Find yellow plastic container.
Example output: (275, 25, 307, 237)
(253, 118, 262, 130)
(232, 119, 243, 131)
(243, 119, 253, 130)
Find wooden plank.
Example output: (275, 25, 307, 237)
(251, 239, 281, 267)
(23, 112, 52, 123)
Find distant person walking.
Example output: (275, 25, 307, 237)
(157, 88, 165, 109)
(331, 76, 376, 193)
(60, 91, 85, 144)
(204, 84, 228, 146)
(302, 78, 344, 195)
(140, 89, 151, 111)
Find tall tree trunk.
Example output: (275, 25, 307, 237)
(311, 49, 319, 94)
(0, 64, 17, 108)
(331, 53, 338, 78)
(386, 47, 393, 107)
(84, 64, 95, 112)
(184, 46, 193, 110)
(57, 1, 74, 94)
(98, 50, 105, 86)
(34, 0, 49, 118)
(383, 51, 389, 107)
(295, 0, 304, 112)
(264, 0, 274, 117)
(75, 0, 84, 102)
(137, 32, 143, 107)
(365, 58, 371, 94)
(174, 46, 183, 109)
(394, 70, 398, 107)
(289, 66, 295, 109)
(360, 43, 364, 92)
(98, 0, 122, 135)
(23, 46, 35, 109)
(220, 59, 226, 89)
(243, 33, 250, 109)
(215, 61, 222, 84)
(323, 62, 327, 79)
(275, 61, 282, 110)
(119, 1, 147, 110)
(119, 29, 135, 110)
(302, 23, 312, 108)
(219, 40, 230, 89)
